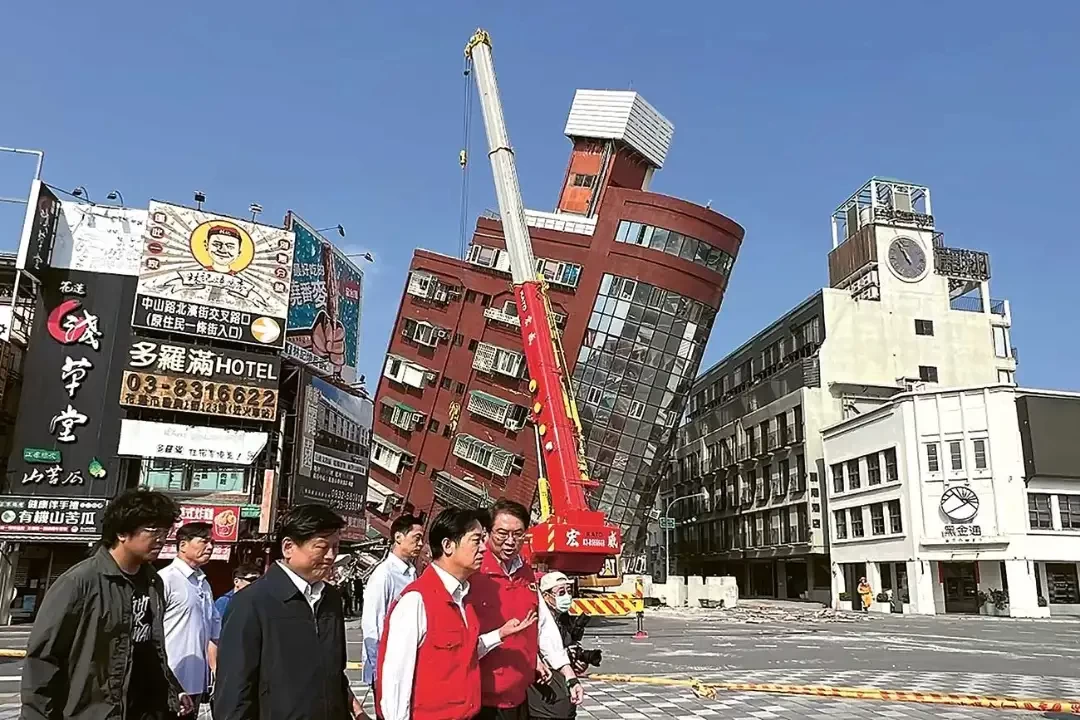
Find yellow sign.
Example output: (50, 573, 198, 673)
(119, 371, 278, 420)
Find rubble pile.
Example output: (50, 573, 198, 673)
(655, 600, 872, 624)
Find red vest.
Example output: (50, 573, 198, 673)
(471, 553, 540, 709)
(375, 566, 481, 720)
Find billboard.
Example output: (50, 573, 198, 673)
(118, 335, 280, 421)
(285, 212, 363, 384)
(0, 496, 107, 541)
(16, 180, 61, 273)
(117, 419, 268, 466)
(50, 203, 145, 276)
(5, 269, 137, 499)
(133, 202, 296, 347)
(293, 373, 372, 541)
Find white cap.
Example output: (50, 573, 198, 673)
(539, 571, 571, 593)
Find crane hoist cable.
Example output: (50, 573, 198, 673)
(458, 57, 474, 260)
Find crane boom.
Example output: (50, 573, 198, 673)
(465, 29, 621, 574)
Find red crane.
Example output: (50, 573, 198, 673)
(464, 29, 621, 575)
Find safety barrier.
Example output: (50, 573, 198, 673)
(571, 578, 649, 639)
(588, 673, 1080, 715)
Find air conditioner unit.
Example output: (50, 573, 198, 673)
(504, 418, 524, 431)
(433, 287, 449, 303)
(435, 328, 450, 339)
(412, 412, 425, 426)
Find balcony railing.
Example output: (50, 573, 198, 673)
(950, 295, 1008, 316)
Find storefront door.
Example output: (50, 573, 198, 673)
(942, 561, 979, 614)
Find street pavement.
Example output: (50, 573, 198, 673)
(0, 605, 1075, 719)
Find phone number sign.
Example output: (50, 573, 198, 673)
(119, 371, 278, 420)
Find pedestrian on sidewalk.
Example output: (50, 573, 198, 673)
(214, 504, 365, 720)
(214, 564, 261, 619)
(857, 577, 873, 612)
(159, 522, 222, 716)
(472, 500, 584, 720)
(376, 507, 538, 720)
(21, 488, 193, 720)
(361, 513, 422, 687)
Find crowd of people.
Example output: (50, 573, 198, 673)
(20, 488, 593, 720)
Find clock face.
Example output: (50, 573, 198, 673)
(887, 237, 927, 281)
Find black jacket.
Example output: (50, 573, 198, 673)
(21, 546, 184, 720)
(526, 609, 576, 720)
(213, 562, 350, 720)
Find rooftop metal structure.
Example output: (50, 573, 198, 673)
(831, 177, 934, 248)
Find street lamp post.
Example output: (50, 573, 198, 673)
(663, 488, 710, 581)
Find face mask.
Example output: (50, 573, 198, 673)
(554, 594, 573, 613)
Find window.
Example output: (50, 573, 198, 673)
(479, 293, 491, 307)
(1047, 563, 1080, 604)
(453, 434, 517, 476)
(779, 458, 790, 495)
(416, 462, 428, 475)
(536, 258, 583, 288)
(1028, 493, 1052, 529)
(867, 454, 881, 485)
(847, 459, 861, 490)
(919, 365, 939, 383)
(850, 507, 864, 537)
(1061, 495, 1080, 530)
(428, 419, 440, 433)
(888, 499, 903, 533)
(915, 319, 935, 336)
(870, 504, 886, 535)
(402, 318, 439, 347)
(468, 339, 478, 352)
(926, 443, 940, 472)
(629, 400, 645, 419)
(586, 387, 601, 405)
(467, 244, 506, 271)
(834, 510, 848, 539)
(465, 289, 477, 302)
(473, 342, 524, 379)
(831, 463, 844, 493)
(454, 382, 466, 394)
(141, 459, 249, 493)
(949, 440, 963, 471)
(440, 376, 452, 390)
(993, 326, 1009, 358)
(612, 220, 734, 275)
(453, 333, 463, 347)
(571, 173, 596, 188)
(998, 369, 1015, 384)
(884, 448, 898, 482)
(973, 439, 988, 470)
(406, 271, 436, 299)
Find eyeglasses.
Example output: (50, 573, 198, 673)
(491, 529, 527, 543)
(140, 527, 170, 537)
(239, 576, 259, 583)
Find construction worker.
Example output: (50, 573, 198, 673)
(376, 507, 538, 720)
(471, 500, 584, 720)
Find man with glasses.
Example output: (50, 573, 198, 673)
(472, 500, 583, 720)
(215, 564, 261, 618)
(160, 522, 221, 717)
(22, 488, 194, 720)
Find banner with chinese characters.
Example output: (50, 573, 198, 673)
(0, 496, 108, 541)
(133, 202, 296, 348)
(291, 374, 371, 539)
(117, 419, 268, 465)
(118, 335, 280, 421)
(169, 503, 241, 543)
(5, 269, 136, 497)
(284, 213, 364, 383)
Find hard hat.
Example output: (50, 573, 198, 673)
(539, 571, 571, 593)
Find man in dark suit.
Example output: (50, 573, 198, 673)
(214, 504, 364, 720)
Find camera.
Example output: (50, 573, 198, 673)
(567, 644, 602, 668)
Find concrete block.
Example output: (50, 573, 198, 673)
(660, 577, 687, 607)
(705, 575, 738, 608)
(686, 575, 706, 607)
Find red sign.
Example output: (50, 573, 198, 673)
(342, 514, 367, 541)
(170, 504, 241, 543)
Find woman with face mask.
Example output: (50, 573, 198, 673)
(526, 572, 580, 720)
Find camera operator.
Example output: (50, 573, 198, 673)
(527, 572, 602, 720)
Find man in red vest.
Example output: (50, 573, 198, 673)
(376, 507, 538, 720)
(472, 500, 585, 720)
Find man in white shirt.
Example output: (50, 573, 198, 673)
(159, 521, 220, 716)
(361, 513, 423, 685)
(377, 507, 538, 720)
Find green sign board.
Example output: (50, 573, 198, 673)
(659, 517, 676, 530)
(240, 504, 261, 519)
(23, 448, 61, 464)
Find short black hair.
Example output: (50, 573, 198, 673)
(276, 504, 345, 550)
(429, 508, 486, 560)
(233, 563, 260, 581)
(101, 489, 181, 548)
(490, 499, 530, 528)
(176, 522, 212, 544)
(390, 514, 422, 541)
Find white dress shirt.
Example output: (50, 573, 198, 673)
(276, 560, 326, 613)
(361, 552, 416, 683)
(379, 564, 502, 720)
(499, 555, 571, 672)
(159, 558, 221, 695)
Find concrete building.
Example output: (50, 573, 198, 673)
(368, 90, 745, 549)
(667, 177, 1016, 601)
(823, 385, 1080, 618)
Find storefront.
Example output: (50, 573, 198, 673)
(0, 495, 108, 624)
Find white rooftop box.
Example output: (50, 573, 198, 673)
(563, 90, 674, 169)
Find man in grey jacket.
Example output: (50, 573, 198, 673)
(21, 488, 194, 720)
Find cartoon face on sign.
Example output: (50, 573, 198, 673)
(190, 221, 254, 274)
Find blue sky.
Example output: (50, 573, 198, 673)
(1, 2, 1077, 390)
